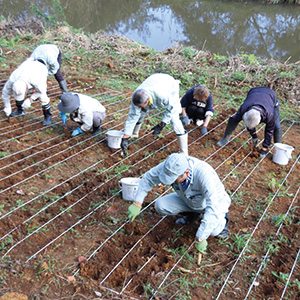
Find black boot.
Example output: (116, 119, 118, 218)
(42, 104, 52, 125)
(92, 125, 101, 135)
(216, 117, 239, 146)
(175, 212, 201, 225)
(59, 79, 68, 93)
(10, 100, 25, 118)
(216, 213, 229, 238)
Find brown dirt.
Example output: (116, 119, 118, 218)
(0, 21, 299, 300)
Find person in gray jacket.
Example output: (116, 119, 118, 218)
(120, 73, 188, 155)
(27, 44, 68, 93)
(57, 92, 106, 136)
(127, 153, 231, 258)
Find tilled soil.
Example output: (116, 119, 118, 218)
(0, 55, 300, 299)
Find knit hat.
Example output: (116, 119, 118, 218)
(58, 92, 80, 113)
(12, 80, 27, 100)
(159, 153, 189, 185)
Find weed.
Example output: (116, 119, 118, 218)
(0, 151, 9, 158)
(231, 232, 251, 253)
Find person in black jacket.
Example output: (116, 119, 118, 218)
(216, 87, 282, 157)
(180, 84, 214, 135)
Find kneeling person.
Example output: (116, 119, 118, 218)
(58, 92, 106, 136)
(127, 153, 231, 259)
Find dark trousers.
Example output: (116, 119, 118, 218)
(186, 105, 205, 122)
(54, 51, 65, 82)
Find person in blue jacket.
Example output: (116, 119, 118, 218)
(216, 87, 282, 157)
(127, 153, 231, 259)
(181, 84, 214, 135)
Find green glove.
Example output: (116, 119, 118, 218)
(195, 240, 208, 255)
(128, 203, 141, 221)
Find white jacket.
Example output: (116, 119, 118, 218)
(70, 93, 106, 132)
(135, 156, 231, 242)
(2, 60, 49, 116)
(28, 44, 60, 76)
(124, 73, 181, 136)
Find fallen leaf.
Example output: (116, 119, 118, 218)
(67, 276, 76, 282)
(107, 205, 119, 214)
(178, 267, 195, 274)
(78, 256, 87, 262)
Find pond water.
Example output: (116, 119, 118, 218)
(1, 0, 300, 63)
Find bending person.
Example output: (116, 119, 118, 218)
(57, 92, 106, 136)
(120, 73, 188, 155)
(2, 60, 52, 125)
(216, 87, 282, 157)
(28, 44, 67, 93)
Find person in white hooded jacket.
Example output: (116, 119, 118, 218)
(57, 92, 106, 136)
(2, 59, 52, 125)
(27, 44, 68, 93)
(120, 73, 188, 155)
(127, 153, 231, 259)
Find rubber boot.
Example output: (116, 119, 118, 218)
(42, 104, 52, 125)
(92, 125, 101, 135)
(176, 131, 188, 155)
(216, 213, 229, 238)
(59, 79, 68, 93)
(132, 123, 142, 138)
(216, 117, 239, 147)
(10, 100, 25, 117)
(175, 212, 202, 225)
(274, 127, 282, 143)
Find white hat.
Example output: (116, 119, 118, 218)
(159, 153, 189, 185)
(12, 80, 27, 101)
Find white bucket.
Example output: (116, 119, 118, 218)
(119, 177, 141, 201)
(272, 143, 294, 165)
(106, 130, 124, 149)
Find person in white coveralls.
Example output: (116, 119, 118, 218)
(127, 153, 231, 257)
(57, 92, 106, 136)
(120, 73, 188, 155)
(2, 60, 52, 125)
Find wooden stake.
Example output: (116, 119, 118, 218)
(197, 253, 202, 266)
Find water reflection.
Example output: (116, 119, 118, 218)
(1, 0, 300, 62)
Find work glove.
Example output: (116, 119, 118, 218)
(121, 137, 129, 156)
(22, 98, 33, 109)
(201, 126, 208, 135)
(71, 127, 84, 137)
(151, 122, 166, 135)
(251, 133, 259, 147)
(59, 112, 68, 125)
(128, 203, 141, 221)
(182, 116, 190, 126)
(195, 240, 208, 255)
(259, 148, 267, 158)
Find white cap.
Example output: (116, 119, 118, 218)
(159, 153, 189, 185)
(12, 80, 27, 101)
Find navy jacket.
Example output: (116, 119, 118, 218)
(232, 87, 279, 148)
(180, 85, 214, 117)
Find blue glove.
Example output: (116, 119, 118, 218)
(201, 126, 208, 135)
(182, 116, 190, 126)
(59, 112, 68, 125)
(72, 127, 84, 136)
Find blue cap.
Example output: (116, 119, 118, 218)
(159, 153, 189, 185)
